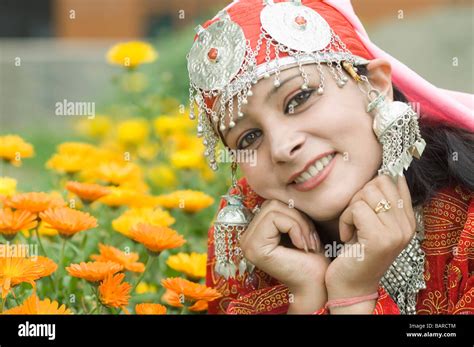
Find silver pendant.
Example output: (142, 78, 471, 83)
(260, 1, 331, 52)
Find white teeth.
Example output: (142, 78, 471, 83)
(308, 166, 318, 176)
(293, 154, 334, 184)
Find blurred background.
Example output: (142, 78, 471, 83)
(0, 0, 473, 191)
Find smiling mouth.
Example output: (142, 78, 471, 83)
(289, 152, 336, 185)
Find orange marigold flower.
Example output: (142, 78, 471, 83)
(4, 292, 72, 314)
(65, 181, 110, 203)
(90, 243, 145, 273)
(130, 223, 185, 254)
(98, 273, 131, 309)
(5, 192, 65, 213)
(0, 255, 57, 298)
(161, 277, 222, 303)
(0, 208, 38, 239)
(39, 207, 97, 238)
(161, 289, 208, 312)
(66, 261, 122, 283)
(135, 303, 167, 315)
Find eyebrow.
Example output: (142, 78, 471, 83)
(266, 73, 302, 99)
(222, 73, 302, 140)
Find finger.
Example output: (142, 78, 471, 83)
(339, 200, 384, 243)
(258, 200, 316, 251)
(270, 214, 307, 251)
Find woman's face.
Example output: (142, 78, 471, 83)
(218, 59, 393, 222)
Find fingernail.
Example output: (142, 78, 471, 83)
(302, 238, 309, 253)
(312, 233, 321, 253)
(309, 233, 317, 251)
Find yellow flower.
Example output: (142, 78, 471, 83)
(137, 142, 159, 161)
(97, 187, 138, 208)
(170, 150, 204, 170)
(153, 115, 194, 138)
(0, 135, 34, 166)
(86, 161, 143, 185)
(155, 190, 214, 213)
(166, 252, 207, 279)
(4, 292, 72, 314)
(75, 115, 112, 139)
(106, 41, 158, 68)
(38, 221, 58, 237)
(117, 118, 150, 145)
(112, 207, 175, 237)
(147, 165, 177, 188)
(0, 177, 17, 197)
(46, 142, 100, 174)
(135, 282, 157, 294)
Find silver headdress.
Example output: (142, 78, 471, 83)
(186, 0, 370, 171)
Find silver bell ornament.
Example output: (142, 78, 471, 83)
(213, 162, 255, 279)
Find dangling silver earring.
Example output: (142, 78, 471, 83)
(359, 75, 426, 179)
(213, 160, 255, 279)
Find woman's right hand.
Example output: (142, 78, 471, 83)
(239, 199, 329, 313)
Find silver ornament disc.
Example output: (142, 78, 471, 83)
(260, 2, 331, 52)
(187, 18, 247, 91)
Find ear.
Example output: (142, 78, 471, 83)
(366, 58, 393, 101)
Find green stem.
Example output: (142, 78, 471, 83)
(131, 253, 157, 294)
(54, 238, 67, 298)
(180, 305, 189, 315)
(0, 297, 4, 313)
(35, 226, 48, 258)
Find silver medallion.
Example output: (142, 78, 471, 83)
(187, 16, 247, 91)
(260, 1, 331, 52)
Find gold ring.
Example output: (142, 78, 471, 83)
(374, 199, 391, 213)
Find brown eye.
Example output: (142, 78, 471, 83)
(285, 89, 315, 114)
(237, 129, 262, 149)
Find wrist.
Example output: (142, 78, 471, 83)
(326, 282, 379, 314)
(287, 281, 327, 314)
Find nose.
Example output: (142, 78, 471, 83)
(269, 131, 305, 165)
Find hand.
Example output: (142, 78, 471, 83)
(239, 199, 330, 313)
(325, 174, 416, 313)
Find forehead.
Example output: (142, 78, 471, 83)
(212, 64, 310, 114)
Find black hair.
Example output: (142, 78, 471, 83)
(357, 65, 474, 206)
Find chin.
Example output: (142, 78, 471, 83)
(302, 186, 355, 221)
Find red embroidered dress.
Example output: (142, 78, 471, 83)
(206, 177, 474, 314)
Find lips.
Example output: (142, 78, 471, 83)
(288, 152, 335, 184)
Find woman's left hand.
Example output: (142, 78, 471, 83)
(325, 174, 417, 313)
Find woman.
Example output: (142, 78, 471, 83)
(186, 0, 474, 314)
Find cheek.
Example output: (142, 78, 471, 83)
(239, 161, 277, 200)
